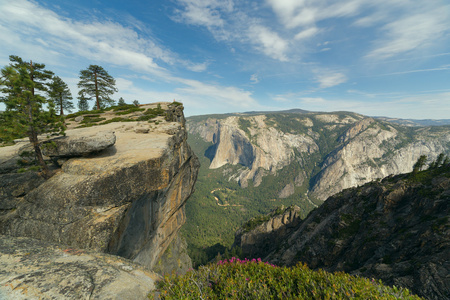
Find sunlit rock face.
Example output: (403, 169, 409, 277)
(188, 112, 450, 201)
(0, 103, 199, 272)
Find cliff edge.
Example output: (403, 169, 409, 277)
(0, 102, 199, 275)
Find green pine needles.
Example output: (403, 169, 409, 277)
(0, 55, 65, 178)
(77, 65, 118, 110)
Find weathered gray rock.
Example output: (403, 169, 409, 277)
(41, 130, 116, 157)
(0, 143, 24, 174)
(135, 127, 149, 134)
(151, 232, 192, 275)
(0, 172, 44, 216)
(0, 235, 159, 299)
(0, 104, 199, 274)
(234, 205, 301, 259)
(278, 183, 294, 198)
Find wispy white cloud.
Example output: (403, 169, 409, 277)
(366, 8, 450, 59)
(314, 71, 347, 88)
(266, 0, 365, 29)
(250, 74, 259, 84)
(294, 27, 319, 40)
(173, 77, 259, 110)
(172, 0, 233, 35)
(247, 25, 289, 61)
(0, 0, 208, 77)
(374, 65, 450, 76)
(291, 92, 450, 119)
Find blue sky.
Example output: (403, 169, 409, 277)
(0, 0, 449, 118)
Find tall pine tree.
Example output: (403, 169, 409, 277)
(77, 65, 117, 110)
(0, 55, 64, 178)
(48, 76, 74, 116)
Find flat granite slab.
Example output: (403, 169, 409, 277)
(0, 235, 160, 299)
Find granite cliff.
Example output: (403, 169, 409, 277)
(235, 166, 450, 300)
(0, 102, 199, 297)
(188, 112, 450, 202)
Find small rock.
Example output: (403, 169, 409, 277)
(74, 116, 84, 122)
(135, 128, 150, 134)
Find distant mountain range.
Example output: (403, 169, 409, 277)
(242, 108, 450, 126)
(374, 117, 450, 126)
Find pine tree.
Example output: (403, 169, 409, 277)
(48, 76, 74, 116)
(118, 97, 126, 106)
(412, 155, 427, 174)
(0, 55, 64, 178)
(77, 65, 118, 110)
(77, 93, 90, 111)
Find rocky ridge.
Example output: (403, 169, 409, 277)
(0, 102, 199, 297)
(233, 205, 301, 259)
(235, 166, 450, 300)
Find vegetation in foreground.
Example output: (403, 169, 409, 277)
(151, 257, 422, 299)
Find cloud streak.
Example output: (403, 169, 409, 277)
(366, 8, 450, 59)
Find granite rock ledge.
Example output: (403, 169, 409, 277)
(0, 102, 199, 275)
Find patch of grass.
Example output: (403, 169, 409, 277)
(81, 116, 106, 123)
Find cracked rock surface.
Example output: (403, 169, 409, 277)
(0, 235, 159, 300)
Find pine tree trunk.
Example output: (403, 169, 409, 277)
(29, 129, 51, 179)
(95, 72, 100, 110)
(60, 95, 64, 116)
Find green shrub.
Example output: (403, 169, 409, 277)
(99, 117, 125, 125)
(151, 258, 421, 299)
(144, 104, 165, 116)
(114, 106, 145, 115)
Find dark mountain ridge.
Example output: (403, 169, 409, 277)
(235, 164, 450, 300)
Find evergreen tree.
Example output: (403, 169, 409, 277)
(77, 65, 117, 110)
(434, 153, 445, 168)
(118, 97, 126, 106)
(0, 55, 64, 178)
(443, 156, 450, 167)
(48, 76, 74, 115)
(412, 155, 427, 174)
(77, 92, 89, 111)
(133, 99, 140, 106)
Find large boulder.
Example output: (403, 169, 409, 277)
(41, 130, 116, 157)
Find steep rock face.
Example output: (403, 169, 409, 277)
(0, 103, 199, 272)
(257, 168, 450, 300)
(234, 205, 301, 259)
(189, 114, 318, 187)
(0, 235, 159, 299)
(310, 119, 450, 200)
(188, 112, 450, 201)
